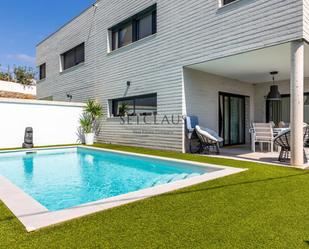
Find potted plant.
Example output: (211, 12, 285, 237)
(118, 103, 129, 116)
(80, 100, 103, 145)
(79, 113, 93, 145)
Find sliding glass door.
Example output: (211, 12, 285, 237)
(219, 93, 246, 146)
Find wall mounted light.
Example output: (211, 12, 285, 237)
(66, 93, 73, 101)
(127, 81, 131, 87)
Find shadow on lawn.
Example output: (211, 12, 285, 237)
(168, 171, 309, 197)
(0, 215, 15, 223)
(1, 172, 309, 225)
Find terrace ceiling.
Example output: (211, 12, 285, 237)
(188, 42, 309, 83)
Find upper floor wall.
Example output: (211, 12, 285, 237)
(304, 0, 309, 40)
(36, 0, 304, 99)
(37, 0, 304, 66)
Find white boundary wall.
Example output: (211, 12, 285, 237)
(0, 98, 85, 148)
(0, 80, 36, 95)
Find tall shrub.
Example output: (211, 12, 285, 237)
(13, 66, 36, 87)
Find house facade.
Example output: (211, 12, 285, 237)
(37, 0, 309, 165)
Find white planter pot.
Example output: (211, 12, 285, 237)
(84, 133, 95, 145)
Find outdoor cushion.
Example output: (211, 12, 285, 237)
(185, 116, 199, 140)
(195, 126, 223, 143)
(185, 116, 199, 132)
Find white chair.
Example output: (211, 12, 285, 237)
(278, 121, 287, 128)
(250, 123, 274, 152)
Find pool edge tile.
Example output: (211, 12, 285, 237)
(0, 176, 49, 231)
(0, 146, 247, 232)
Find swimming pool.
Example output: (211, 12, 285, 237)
(0, 147, 218, 211)
(0, 146, 245, 231)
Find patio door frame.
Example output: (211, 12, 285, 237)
(219, 92, 246, 146)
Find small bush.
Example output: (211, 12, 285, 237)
(0, 64, 36, 86)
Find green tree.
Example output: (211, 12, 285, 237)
(13, 66, 36, 86)
(0, 65, 13, 82)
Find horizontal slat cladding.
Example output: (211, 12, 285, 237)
(37, 0, 303, 151)
(304, 0, 309, 40)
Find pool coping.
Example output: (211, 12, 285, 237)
(0, 146, 247, 232)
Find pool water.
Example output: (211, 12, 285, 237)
(0, 148, 219, 211)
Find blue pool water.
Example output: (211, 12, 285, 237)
(0, 148, 219, 211)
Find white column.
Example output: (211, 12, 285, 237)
(290, 40, 304, 166)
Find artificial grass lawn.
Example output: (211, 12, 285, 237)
(1, 144, 309, 249)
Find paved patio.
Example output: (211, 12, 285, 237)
(207, 145, 309, 168)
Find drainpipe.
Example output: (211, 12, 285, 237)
(290, 40, 304, 166)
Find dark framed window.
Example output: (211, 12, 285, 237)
(223, 0, 237, 5)
(61, 43, 85, 70)
(112, 93, 157, 116)
(266, 93, 309, 125)
(119, 23, 133, 48)
(39, 63, 46, 80)
(110, 4, 157, 51)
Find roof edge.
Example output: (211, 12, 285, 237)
(36, 1, 97, 47)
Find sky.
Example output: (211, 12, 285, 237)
(0, 0, 94, 71)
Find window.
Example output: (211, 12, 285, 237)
(112, 31, 118, 51)
(266, 93, 309, 125)
(112, 94, 157, 116)
(222, 0, 237, 5)
(110, 4, 157, 51)
(61, 43, 85, 71)
(39, 63, 46, 80)
(119, 23, 133, 48)
(137, 13, 155, 40)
